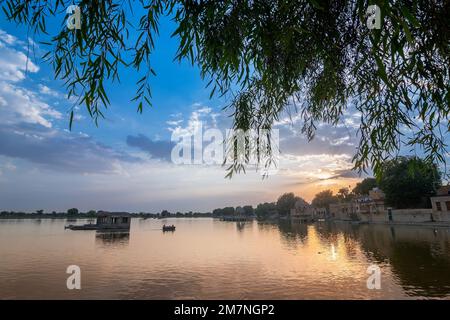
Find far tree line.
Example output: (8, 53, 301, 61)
(211, 193, 308, 219)
(312, 156, 443, 211)
(1, 157, 444, 218)
(0, 208, 99, 217)
(214, 156, 444, 218)
(0, 209, 213, 218)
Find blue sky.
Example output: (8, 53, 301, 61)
(0, 12, 372, 212)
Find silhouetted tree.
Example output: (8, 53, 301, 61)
(67, 208, 79, 215)
(336, 187, 355, 201)
(276, 193, 300, 216)
(161, 210, 171, 217)
(222, 207, 235, 216)
(311, 190, 338, 212)
(255, 202, 277, 218)
(352, 178, 378, 196)
(243, 205, 254, 216)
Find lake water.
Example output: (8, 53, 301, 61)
(1, 218, 450, 299)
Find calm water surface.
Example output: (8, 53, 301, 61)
(1, 218, 450, 299)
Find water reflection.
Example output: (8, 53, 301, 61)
(1, 218, 450, 299)
(355, 225, 450, 298)
(277, 220, 308, 249)
(95, 231, 130, 246)
(236, 221, 251, 232)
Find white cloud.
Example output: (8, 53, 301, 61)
(168, 104, 220, 136)
(274, 113, 303, 127)
(0, 29, 17, 45)
(329, 136, 352, 146)
(166, 119, 183, 126)
(0, 95, 6, 107)
(38, 84, 60, 97)
(0, 29, 143, 180)
(195, 106, 212, 114)
(0, 30, 60, 128)
(0, 43, 39, 82)
(0, 82, 62, 127)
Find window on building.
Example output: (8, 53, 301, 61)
(436, 202, 442, 211)
(122, 217, 129, 223)
(446, 201, 450, 211)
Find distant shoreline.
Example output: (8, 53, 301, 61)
(0, 214, 214, 219)
(0, 215, 97, 219)
(2, 216, 450, 229)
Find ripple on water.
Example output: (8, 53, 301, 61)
(1, 219, 450, 299)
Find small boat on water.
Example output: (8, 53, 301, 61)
(162, 224, 176, 232)
(65, 223, 98, 230)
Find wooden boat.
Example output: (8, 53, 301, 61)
(162, 224, 176, 232)
(65, 223, 98, 230)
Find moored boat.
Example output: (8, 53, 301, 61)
(162, 224, 176, 232)
(65, 224, 98, 230)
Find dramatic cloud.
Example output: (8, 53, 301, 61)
(0, 29, 140, 174)
(126, 134, 174, 161)
(0, 28, 369, 212)
(0, 122, 140, 174)
(278, 125, 357, 157)
(127, 104, 228, 162)
(0, 29, 59, 128)
(0, 81, 62, 127)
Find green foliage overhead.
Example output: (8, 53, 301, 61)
(3, 0, 449, 177)
(378, 156, 442, 208)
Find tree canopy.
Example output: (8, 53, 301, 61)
(242, 205, 254, 215)
(255, 202, 277, 218)
(276, 192, 305, 215)
(378, 156, 442, 208)
(3, 0, 449, 177)
(352, 177, 378, 195)
(311, 189, 338, 211)
(67, 208, 79, 215)
(336, 187, 354, 201)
